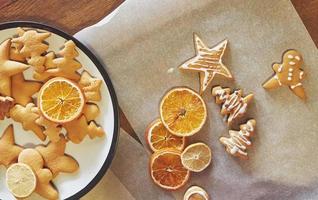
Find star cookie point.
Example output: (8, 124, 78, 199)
(179, 34, 232, 94)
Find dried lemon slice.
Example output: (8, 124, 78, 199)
(181, 143, 212, 172)
(184, 186, 209, 200)
(6, 163, 36, 198)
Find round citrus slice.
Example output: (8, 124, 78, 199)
(184, 186, 209, 200)
(181, 143, 212, 172)
(150, 149, 190, 190)
(160, 87, 207, 137)
(145, 119, 186, 152)
(6, 163, 36, 198)
(38, 77, 85, 123)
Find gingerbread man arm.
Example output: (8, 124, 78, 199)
(272, 63, 280, 73)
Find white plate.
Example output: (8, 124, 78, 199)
(0, 22, 119, 200)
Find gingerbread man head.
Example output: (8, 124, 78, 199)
(283, 49, 303, 68)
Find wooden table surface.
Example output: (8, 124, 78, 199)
(0, 0, 317, 135)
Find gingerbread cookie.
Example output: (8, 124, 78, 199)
(64, 115, 105, 143)
(11, 28, 51, 58)
(18, 149, 58, 200)
(79, 70, 102, 102)
(179, 33, 233, 94)
(34, 108, 61, 143)
(0, 96, 14, 120)
(11, 73, 42, 106)
(263, 50, 306, 99)
(212, 86, 253, 126)
(36, 135, 79, 177)
(0, 39, 29, 96)
(219, 119, 256, 159)
(10, 103, 46, 141)
(82, 103, 100, 121)
(33, 40, 81, 81)
(0, 125, 23, 167)
(10, 42, 25, 62)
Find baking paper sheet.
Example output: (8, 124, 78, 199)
(75, 0, 318, 199)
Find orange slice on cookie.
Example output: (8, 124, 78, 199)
(145, 119, 185, 152)
(160, 87, 207, 137)
(150, 149, 190, 190)
(38, 77, 84, 123)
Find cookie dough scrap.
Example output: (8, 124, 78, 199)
(0, 39, 29, 96)
(11, 73, 42, 106)
(0, 125, 23, 167)
(18, 149, 58, 200)
(179, 33, 233, 94)
(33, 40, 81, 81)
(212, 86, 253, 126)
(263, 49, 306, 100)
(0, 96, 14, 120)
(220, 119, 256, 160)
(9, 103, 46, 141)
(36, 135, 79, 177)
(79, 70, 102, 102)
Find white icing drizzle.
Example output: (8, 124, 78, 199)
(300, 71, 304, 79)
(274, 75, 282, 86)
(290, 82, 302, 89)
(220, 120, 255, 158)
(289, 61, 296, 65)
(289, 68, 293, 72)
(278, 64, 284, 72)
(213, 88, 248, 124)
(295, 56, 300, 61)
(288, 55, 293, 59)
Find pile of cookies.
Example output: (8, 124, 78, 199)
(0, 27, 105, 199)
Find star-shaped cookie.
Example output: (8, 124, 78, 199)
(0, 39, 29, 96)
(179, 33, 233, 94)
(12, 73, 42, 106)
(0, 124, 23, 167)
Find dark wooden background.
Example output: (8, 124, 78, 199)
(0, 0, 317, 134)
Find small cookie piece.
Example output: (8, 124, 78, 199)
(0, 96, 14, 120)
(179, 33, 233, 94)
(79, 71, 102, 101)
(18, 149, 58, 200)
(219, 119, 256, 159)
(0, 125, 23, 167)
(35, 114, 62, 143)
(263, 50, 306, 99)
(36, 135, 79, 177)
(82, 103, 100, 121)
(27, 55, 46, 72)
(44, 52, 56, 69)
(11, 28, 51, 58)
(11, 73, 42, 106)
(64, 115, 105, 143)
(33, 40, 81, 81)
(0, 39, 29, 96)
(212, 86, 253, 126)
(10, 103, 46, 141)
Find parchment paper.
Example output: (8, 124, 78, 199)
(75, 0, 318, 199)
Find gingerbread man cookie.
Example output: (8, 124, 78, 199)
(212, 86, 253, 126)
(179, 33, 233, 94)
(0, 125, 23, 167)
(18, 148, 58, 200)
(219, 119, 256, 159)
(263, 50, 306, 99)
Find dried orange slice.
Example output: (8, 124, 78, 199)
(6, 163, 36, 198)
(160, 87, 207, 137)
(145, 119, 185, 152)
(181, 143, 212, 172)
(150, 149, 190, 190)
(184, 186, 209, 200)
(38, 77, 84, 123)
